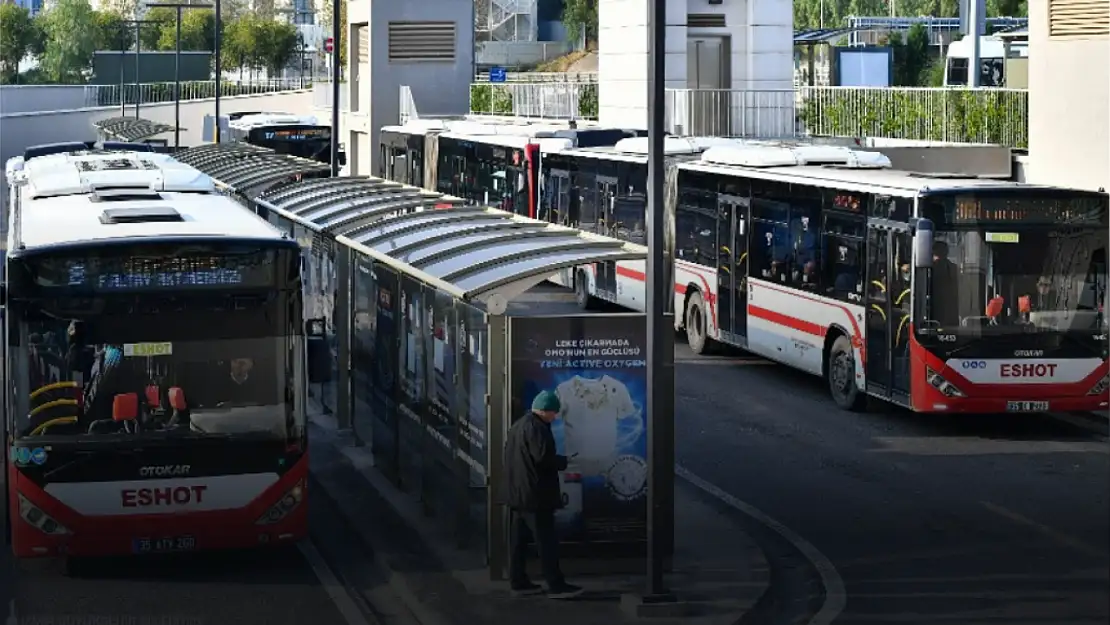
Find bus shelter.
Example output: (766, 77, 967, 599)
(174, 143, 330, 199)
(92, 117, 177, 144)
(234, 173, 666, 579)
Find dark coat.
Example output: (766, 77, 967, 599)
(501, 412, 567, 512)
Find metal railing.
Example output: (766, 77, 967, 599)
(466, 83, 1030, 148)
(85, 79, 309, 108)
(472, 71, 598, 83)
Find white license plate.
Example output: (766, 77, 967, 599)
(133, 535, 195, 553)
(1006, 401, 1049, 412)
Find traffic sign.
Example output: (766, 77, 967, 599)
(489, 66, 506, 83)
(324, 37, 334, 53)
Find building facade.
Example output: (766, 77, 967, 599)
(1027, 0, 1109, 192)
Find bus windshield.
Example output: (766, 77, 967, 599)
(919, 193, 1108, 339)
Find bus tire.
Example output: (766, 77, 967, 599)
(827, 335, 865, 411)
(685, 291, 711, 355)
(574, 270, 594, 311)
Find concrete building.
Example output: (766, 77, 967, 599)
(1027, 0, 1109, 192)
(597, 0, 794, 131)
(342, 0, 473, 176)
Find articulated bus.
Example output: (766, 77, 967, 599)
(3, 148, 309, 569)
(227, 112, 343, 166)
(542, 142, 1109, 413)
(378, 119, 641, 218)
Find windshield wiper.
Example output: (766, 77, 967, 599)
(44, 447, 140, 480)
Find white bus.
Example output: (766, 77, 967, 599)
(541, 141, 1109, 414)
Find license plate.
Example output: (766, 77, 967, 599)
(133, 535, 195, 554)
(1006, 401, 1049, 412)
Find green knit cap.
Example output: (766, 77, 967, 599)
(531, 390, 561, 413)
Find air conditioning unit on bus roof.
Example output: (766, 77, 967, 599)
(611, 136, 739, 156)
(700, 145, 892, 169)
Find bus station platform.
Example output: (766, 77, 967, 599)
(306, 392, 771, 625)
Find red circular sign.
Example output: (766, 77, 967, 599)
(324, 37, 334, 52)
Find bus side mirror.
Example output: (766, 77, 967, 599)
(914, 218, 935, 269)
(0, 284, 6, 306)
(112, 393, 139, 421)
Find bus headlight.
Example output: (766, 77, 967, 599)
(255, 479, 305, 525)
(18, 494, 71, 535)
(1087, 374, 1109, 396)
(926, 367, 966, 398)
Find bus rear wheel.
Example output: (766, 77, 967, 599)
(827, 335, 865, 411)
(574, 270, 594, 311)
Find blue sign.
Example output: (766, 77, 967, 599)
(15, 447, 31, 465)
(30, 448, 47, 465)
(489, 67, 507, 83)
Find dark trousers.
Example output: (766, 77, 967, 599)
(509, 508, 565, 588)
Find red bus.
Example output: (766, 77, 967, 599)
(4, 148, 310, 569)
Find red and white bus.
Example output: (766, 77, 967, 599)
(378, 119, 641, 218)
(543, 141, 1109, 413)
(4, 148, 310, 568)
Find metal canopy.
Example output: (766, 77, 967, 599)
(93, 117, 178, 142)
(175, 143, 329, 196)
(253, 176, 646, 306)
(793, 28, 855, 44)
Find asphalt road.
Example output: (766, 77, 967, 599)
(673, 342, 1109, 625)
(0, 497, 366, 625)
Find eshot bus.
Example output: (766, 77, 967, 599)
(378, 119, 641, 218)
(545, 142, 1109, 413)
(227, 112, 343, 166)
(3, 149, 309, 568)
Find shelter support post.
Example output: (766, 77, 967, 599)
(486, 313, 508, 581)
(336, 246, 353, 430)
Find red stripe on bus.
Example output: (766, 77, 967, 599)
(748, 306, 828, 338)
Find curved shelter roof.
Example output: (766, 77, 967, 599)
(174, 142, 330, 198)
(252, 176, 647, 308)
(93, 117, 177, 142)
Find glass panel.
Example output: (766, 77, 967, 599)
(353, 213, 478, 244)
(416, 238, 587, 278)
(370, 264, 400, 482)
(397, 275, 426, 495)
(459, 303, 488, 552)
(421, 290, 460, 532)
(380, 223, 515, 259)
(351, 253, 376, 447)
(452, 250, 625, 292)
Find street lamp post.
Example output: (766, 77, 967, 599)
(214, 0, 222, 142)
(146, 1, 214, 149)
(330, 0, 340, 176)
(118, 19, 162, 118)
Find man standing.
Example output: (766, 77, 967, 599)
(502, 390, 584, 599)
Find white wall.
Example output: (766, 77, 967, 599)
(1026, 0, 1109, 192)
(343, 0, 474, 177)
(597, 0, 793, 130)
(0, 85, 92, 114)
(0, 90, 315, 167)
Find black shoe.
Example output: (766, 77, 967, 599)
(546, 583, 584, 599)
(511, 582, 544, 597)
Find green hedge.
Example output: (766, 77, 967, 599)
(469, 82, 599, 120)
(799, 88, 1028, 149)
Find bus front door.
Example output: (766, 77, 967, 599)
(594, 176, 618, 299)
(864, 225, 912, 406)
(717, 194, 749, 344)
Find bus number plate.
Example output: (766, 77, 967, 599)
(1006, 401, 1049, 412)
(133, 535, 196, 553)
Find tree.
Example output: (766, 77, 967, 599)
(92, 10, 128, 52)
(888, 23, 933, 86)
(141, 6, 176, 49)
(255, 19, 297, 76)
(222, 14, 262, 78)
(156, 9, 216, 51)
(561, 0, 597, 45)
(0, 3, 36, 83)
(98, 0, 141, 17)
(39, 0, 100, 83)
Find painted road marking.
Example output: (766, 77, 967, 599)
(980, 501, 1103, 559)
(676, 464, 846, 625)
(299, 540, 379, 625)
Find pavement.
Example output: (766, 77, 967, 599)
(308, 407, 771, 625)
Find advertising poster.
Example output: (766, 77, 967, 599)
(458, 304, 488, 478)
(370, 264, 399, 478)
(510, 315, 648, 546)
(397, 276, 426, 493)
(351, 254, 376, 444)
(422, 291, 460, 520)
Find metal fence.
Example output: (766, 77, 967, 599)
(85, 79, 310, 108)
(472, 71, 598, 83)
(466, 83, 1030, 148)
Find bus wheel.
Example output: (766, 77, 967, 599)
(574, 270, 594, 311)
(685, 291, 710, 355)
(827, 335, 865, 411)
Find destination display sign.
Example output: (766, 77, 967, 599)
(258, 127, 329, 142)
(32, 253, 275, 291)
(952, 195, 1106, 225)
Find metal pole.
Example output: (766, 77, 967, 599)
(135, 21, 142, 118)
(330, 0, 340, 176)
(214, 0, 222, 142)
(119, 27, 126, 115)
(968, 0, 981, 87)
(645, 0, 672, 600)
(175, 6, 182, 148)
